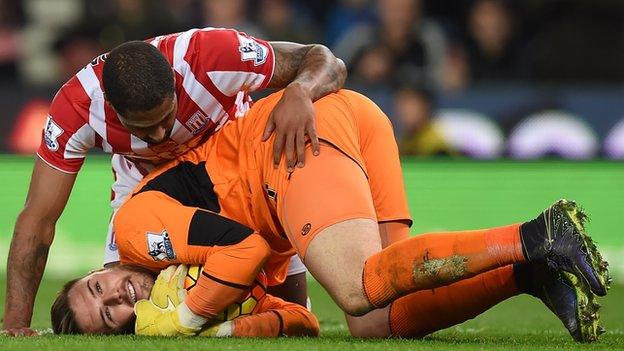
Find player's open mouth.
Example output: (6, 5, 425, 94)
(127, 280, 137, 303)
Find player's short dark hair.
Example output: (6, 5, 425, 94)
(50, 277, 82, 334)
(102, 41, 174, 116)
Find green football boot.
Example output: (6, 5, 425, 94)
(516, 262, 606, 342)
(520, 199, 611, 296)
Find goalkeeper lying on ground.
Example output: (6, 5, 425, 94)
(53, 89, 609, 341)
(50, 264, 319, 336)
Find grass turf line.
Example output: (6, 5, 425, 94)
(1, 280, 623, 350)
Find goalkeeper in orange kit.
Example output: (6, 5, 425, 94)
(57, 89, 611, 342)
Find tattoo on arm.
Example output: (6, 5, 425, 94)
(268, 44, 311, 89)
(268, 42, 347, 101)
(4, 230, 52, 328)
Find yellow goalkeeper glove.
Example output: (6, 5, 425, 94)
(134, 300, 200, 336)
(150, 264, 188, 308)
(134, 264, 208, 336)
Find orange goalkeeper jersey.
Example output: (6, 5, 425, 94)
(114, 89, 410, 320)
(116, 90, 401, 284)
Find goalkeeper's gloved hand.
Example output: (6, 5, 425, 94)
(134, 264, 208, 336)
(150, 264, 188, 308)
(134, 300, 206, 336)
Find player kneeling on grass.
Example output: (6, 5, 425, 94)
(51, 264, 319, 336)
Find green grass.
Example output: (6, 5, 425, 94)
(1, 279, 623, 350)
(1, 156, 623, 277)
(1, 155, 623, 349)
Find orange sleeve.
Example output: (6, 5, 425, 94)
(186, 233, 271, 319)
(114, 190, 272, 318)
(114, 191, 211, 272)
(231, 294, 319, 337)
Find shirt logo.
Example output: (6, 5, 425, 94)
(238, 35, 268, 66)
(301, 223, 312, 236)
(43, 115, 63, 151)
(185, 110, 209, 134)
(264, 183, 277, 201)
(146, 230, 176, 261)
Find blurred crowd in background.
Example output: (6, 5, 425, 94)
(1, 0, 623, 159)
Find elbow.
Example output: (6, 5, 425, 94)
(312, 44, 347, 86)
(14, 210, 56, 246)
(319, 44, 347, 87)
(8, 219, 53, 268)
(336, 57, 347, 87)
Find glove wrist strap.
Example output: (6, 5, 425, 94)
(178, 302, 209, 329)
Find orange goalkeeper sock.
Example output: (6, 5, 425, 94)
(389, 265, 518, 337)
(363, 224, 525, 307)
(231, 311, 282, 337)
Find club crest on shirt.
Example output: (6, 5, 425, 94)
(43, 115, 64, 151)
(89, 53, 107, 67)
(185, 110, 209, 134)
(146, 230, 176, 261)
(238, 34, 268, 66)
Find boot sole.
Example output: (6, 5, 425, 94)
(562, 271, 604, 342)
(556, 199, 611, 296)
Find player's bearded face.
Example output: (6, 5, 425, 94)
(68, 265, 155, 334)
(119, 93, 177, 145)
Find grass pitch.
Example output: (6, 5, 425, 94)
(1, 278, 623, 350)
(1, 155, 623, 350)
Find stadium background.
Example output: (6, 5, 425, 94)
(0, 0, 623, 345)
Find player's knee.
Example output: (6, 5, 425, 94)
(335, 293, 372, 317)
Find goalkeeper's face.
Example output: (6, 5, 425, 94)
(64, 265, 155, 334)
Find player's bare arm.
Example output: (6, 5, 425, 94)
(263, 42, 347, 171)
(3, 158, 77, 336)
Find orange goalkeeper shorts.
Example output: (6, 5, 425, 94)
(250, 90, 412, 258)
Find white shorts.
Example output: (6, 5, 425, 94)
(103, 155, 308, 277)
(103, 155, 145, 265)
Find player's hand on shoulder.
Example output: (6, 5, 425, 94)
(262, 84, 320, 172)
(2, 327, 39, 337)
(151, 264, 189, 307)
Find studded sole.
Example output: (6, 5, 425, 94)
(563, 271, 604, 342)
(557, 199, 611, 296)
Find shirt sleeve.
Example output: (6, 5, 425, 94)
(191, 28, 275, 96)
(36, 86, 94, 174)
(229, 294, 320, 337)
(185, 233, 271, 319)
(114, 191, 265, 276)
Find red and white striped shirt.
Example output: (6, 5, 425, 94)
(38, 27, 275, 175)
